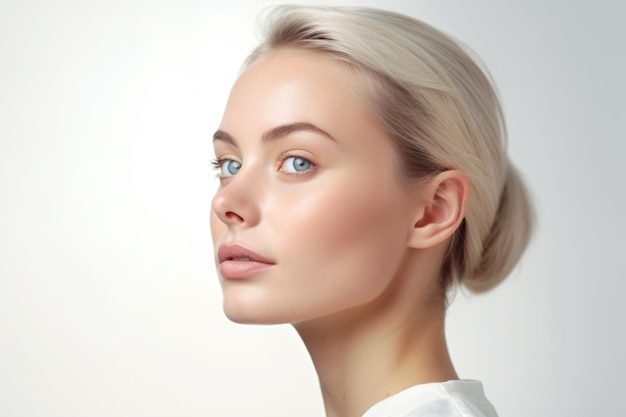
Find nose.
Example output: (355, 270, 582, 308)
(211, 175, 261, 228)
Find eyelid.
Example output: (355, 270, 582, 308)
(277, 151, 317, 176)
(211, 151, 318, 178)
(211, 156, 241, 178)
(211, 157, 224, 169)
(211, 156, 233, 170)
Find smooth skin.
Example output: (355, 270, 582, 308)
(211, 48, 470, 417)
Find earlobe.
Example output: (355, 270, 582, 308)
(408, 170, 470, 249)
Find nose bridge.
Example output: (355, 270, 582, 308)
(212, 165, 263, 227)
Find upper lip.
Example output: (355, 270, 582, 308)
(217, 243, 275, 264)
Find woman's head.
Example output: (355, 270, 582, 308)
(242, 5, 534, 293)
(211, 5, 533, 324)
(212, 48, 441, 324)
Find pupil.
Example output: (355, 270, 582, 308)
(229, 161, 241, 175)
(295, 158, 310, 171)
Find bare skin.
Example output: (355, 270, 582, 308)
(295, 245, 459, 417)
(211, 48, 469, 417)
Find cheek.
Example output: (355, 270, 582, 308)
(270, 175, 410, 303)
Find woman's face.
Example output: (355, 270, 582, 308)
(211, 49, 423, 325)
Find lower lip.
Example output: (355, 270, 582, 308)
(219, 260, 275, 279)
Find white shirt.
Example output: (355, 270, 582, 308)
(361, 380, 499, 417)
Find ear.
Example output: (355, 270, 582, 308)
(408, 170, 470, 249)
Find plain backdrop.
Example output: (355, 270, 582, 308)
(1, 1, 625, 416)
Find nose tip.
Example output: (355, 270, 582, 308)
(212, 195, 243, 226)
(211, 181, 260, 227)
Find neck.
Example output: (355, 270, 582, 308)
(294, 289, 457, 417)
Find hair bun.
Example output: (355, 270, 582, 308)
(464, 162, 534, 292)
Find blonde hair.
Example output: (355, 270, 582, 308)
(245, 5, 534, 293)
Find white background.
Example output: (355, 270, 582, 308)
(1, 1, 624, 416)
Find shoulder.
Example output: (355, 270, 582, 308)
(362, 380, 499, 417)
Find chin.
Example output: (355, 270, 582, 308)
(223, 310, 290, 325)
(224, 308, 264, 324)
(220, 283, 308, 325)
(222, 297, 289, 325)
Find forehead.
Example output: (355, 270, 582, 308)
(237, 48, 361, 97)
(220, 48, 377, 137)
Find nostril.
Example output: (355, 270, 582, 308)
(225, 211, 244, 222)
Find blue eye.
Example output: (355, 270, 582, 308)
(281, 156, 314, 173)
(219, 159, 241, 177)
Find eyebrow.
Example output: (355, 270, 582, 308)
(213, 122, 337, 145)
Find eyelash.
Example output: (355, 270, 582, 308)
(210, 157, 225, 170)
(211, 153, 316, 176)
(278, 152, 317, 176)
(211, 157, 235, 179)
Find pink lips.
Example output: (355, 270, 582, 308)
(217, 243, 275, 279)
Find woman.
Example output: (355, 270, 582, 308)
(210, 5, 533, 417)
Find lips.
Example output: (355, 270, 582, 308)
(217, 243, 275, 279)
